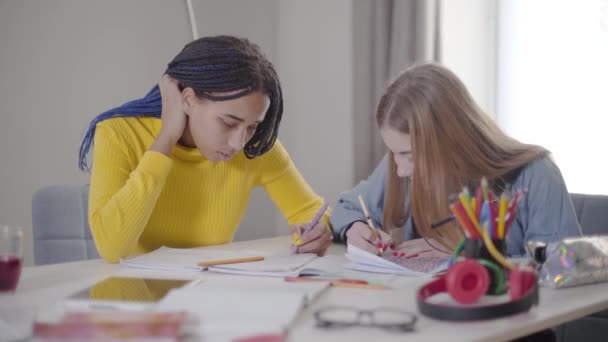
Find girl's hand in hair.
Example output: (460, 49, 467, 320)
(290, 222, 333, 256)
(152, 74, 187, 156)
(393, 238, 452, 258)
(346, 222, 392, 256)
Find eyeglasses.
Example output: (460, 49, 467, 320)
(314, 306, 417, 332)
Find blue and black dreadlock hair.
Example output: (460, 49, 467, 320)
(78, 35, 283, 171)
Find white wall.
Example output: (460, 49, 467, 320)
(275, 0, 355, 231)
(440, 0, 498, 115)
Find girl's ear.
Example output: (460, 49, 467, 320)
(181, 87, 197, 117)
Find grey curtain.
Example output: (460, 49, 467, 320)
(352, 0, 441, 182)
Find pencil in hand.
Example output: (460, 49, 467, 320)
(291, 200, 330, 253)
(357, 195, 385, 255)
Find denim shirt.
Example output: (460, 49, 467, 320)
(330, 155, 582, 256)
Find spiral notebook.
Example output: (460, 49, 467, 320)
(344, 244, 449, 276)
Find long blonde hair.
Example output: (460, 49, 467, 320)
(376, 63, 548, 250)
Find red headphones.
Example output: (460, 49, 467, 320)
(416, 258, 538, 321)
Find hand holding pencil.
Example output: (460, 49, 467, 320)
(344, 195, 392, 256)
(346, 222, 392, 256)
(290, 200, 333, 256)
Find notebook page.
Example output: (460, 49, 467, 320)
(345, 244, 405, 270)
(345, 244, 449, 276)
(207, 253, 318, 277)
(119, 246, 266, 272)
(157, 280, 328, 341)
(295, 254, 347, 277)
(343, 261, 423, 276)
(189, 275, 330, 303)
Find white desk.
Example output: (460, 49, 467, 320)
(2, 236, 608, 342)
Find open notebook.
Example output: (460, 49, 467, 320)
(207, 253, 344, 277)
(344, 244, 449, 276)
(119, 246, 268, 272)
(119, 246, 340, 278)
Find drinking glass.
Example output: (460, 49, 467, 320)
(0, 225, 23, 292)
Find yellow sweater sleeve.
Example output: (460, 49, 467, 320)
(257, 142, 331, 228)
(88, 124, 173, 263)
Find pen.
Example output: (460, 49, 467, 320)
(357, 195, 384, 255)
(198, 256, 264, 267)
(292, 200, 330, 252)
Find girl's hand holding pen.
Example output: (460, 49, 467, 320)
(290, 200, 331, 256)
(346, 222, 392, 256)
(289, 222, 333, 256)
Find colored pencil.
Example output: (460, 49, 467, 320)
(198, 256, 264, 267)
(357, 195, 384, 254)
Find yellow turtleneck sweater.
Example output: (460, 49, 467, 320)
(89, 117, 330, 263)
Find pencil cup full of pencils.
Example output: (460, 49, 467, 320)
(447, 178, 524, 299)
(417, 181, 538, 319)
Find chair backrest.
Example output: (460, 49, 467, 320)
(32, 184, 99, 265)
(570, 193, 608, 235)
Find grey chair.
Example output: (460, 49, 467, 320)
(31, 184, 99, 265)
(554, 193, 608, 342)
(570, 193, 608, 236)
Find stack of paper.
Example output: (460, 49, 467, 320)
(157, 277, 328, 341)
(344, 244, 449, 276)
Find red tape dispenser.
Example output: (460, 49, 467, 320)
(417, 179, 539, 321)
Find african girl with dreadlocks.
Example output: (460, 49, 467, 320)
(79, 36, 332, 262)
